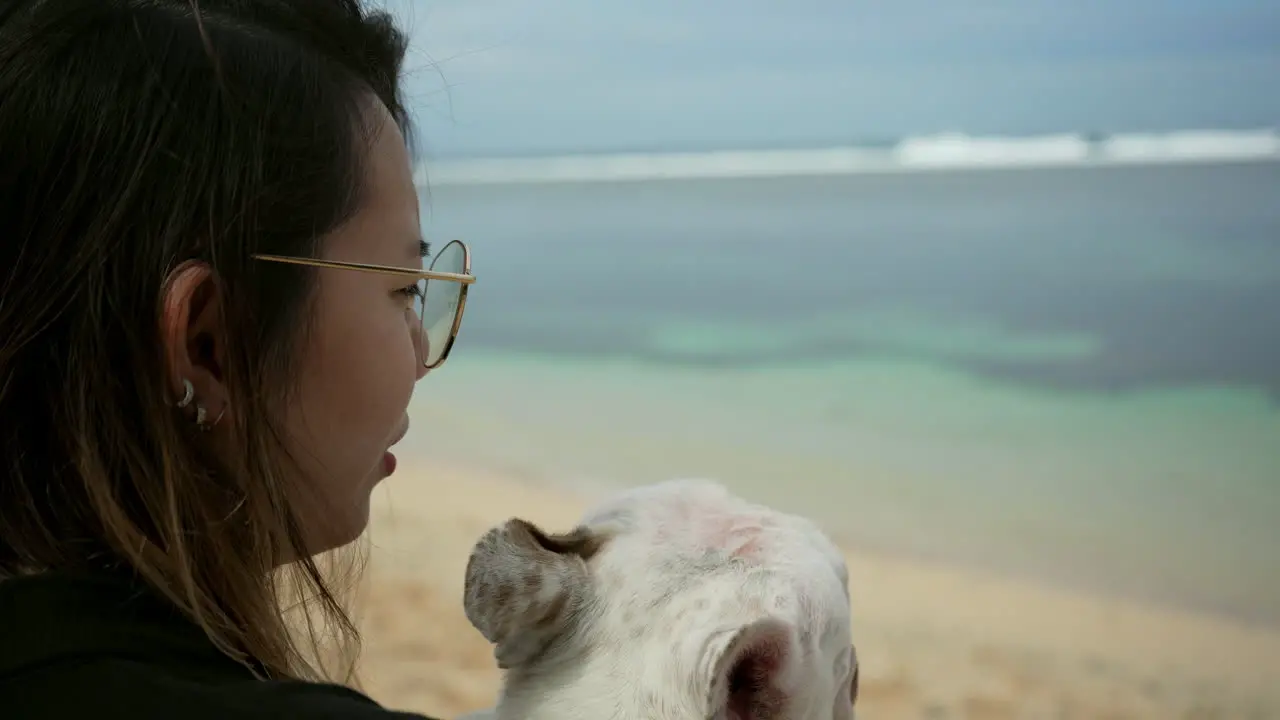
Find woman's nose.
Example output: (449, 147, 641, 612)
(411, 321, 430, 380)
(418, 333, 431, 380)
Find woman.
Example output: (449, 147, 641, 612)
(0, 1, 468, 717)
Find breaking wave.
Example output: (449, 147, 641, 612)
(415, 128, 1280, 186)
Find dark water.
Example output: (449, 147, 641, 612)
(420, 162, 1280, 400)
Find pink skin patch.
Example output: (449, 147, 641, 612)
(702, 514, 775, 560)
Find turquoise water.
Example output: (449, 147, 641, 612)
(405, 162, 1280, 624)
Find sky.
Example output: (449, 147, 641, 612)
(377, 0, 1280, 157)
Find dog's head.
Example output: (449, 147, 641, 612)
(463, 480, 858, 720)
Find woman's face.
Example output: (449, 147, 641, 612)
(162, 102, 425, 557)
(281, 104, 428, 552)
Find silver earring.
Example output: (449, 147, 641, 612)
(176, 379, 195, 409)
(196, 405, 227, 432)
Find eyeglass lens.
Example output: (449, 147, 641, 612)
(416, 240, 466, 366)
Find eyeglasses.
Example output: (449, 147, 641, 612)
(252, 239, 475, 370)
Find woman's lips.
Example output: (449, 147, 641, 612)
(383, 421, 408, 475)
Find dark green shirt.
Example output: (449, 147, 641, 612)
(0, 570, 435, 719)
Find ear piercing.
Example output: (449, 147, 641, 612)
(176, 378, 224, 431)
(177, 379, 195, 409)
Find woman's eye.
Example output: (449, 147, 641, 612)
(397, 284, 422, 306)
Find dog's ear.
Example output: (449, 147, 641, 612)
(835, 644, 858, 720)
(705, 617, 796, 720)
(463, 518, 606, 669)
(850, 644, 859, 705)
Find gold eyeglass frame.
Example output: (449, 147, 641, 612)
(251, 239, 475, 369)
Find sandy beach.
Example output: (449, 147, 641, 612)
(346, 462, 1280, 719)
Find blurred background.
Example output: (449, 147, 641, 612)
(360, 1, 1280, 717)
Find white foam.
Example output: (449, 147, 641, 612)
(1100, 129, 1280, 163)
(893, 132, 1092, 168)
(414, 128, 1280, 186)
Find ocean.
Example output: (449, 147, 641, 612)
(403, 146, 1280, 627)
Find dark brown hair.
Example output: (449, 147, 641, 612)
(0, 0, 411, 680)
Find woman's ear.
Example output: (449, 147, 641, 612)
(159, 260, 229, 428)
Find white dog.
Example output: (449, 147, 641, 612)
(460, 479, 858, 720)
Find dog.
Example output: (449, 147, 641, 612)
(460, 479, 858, 720)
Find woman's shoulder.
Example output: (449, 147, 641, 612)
(0, 628, 444, 720)
(0, 571, 437, 719)
(1, 656, 436, 719)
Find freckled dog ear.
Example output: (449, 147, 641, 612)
(463, 518, 605, 669)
